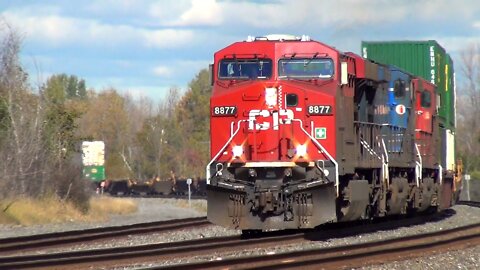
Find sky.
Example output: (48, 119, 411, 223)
(1, 0, 480, 101)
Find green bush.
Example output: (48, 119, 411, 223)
(52, 161, 92, 213)
(470, 171, 480, 181)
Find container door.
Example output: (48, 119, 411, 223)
(446, 130, 455, 171)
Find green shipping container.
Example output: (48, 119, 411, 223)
(361, 40, 455, 130)
(83, 165, 106, 182)
(446, 54, 455, 128)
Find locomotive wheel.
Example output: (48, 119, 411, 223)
(339, 180, 370, 221)
(418, 177, 435, 212)
(388, 177, 409, 215)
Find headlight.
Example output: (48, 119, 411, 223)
(296, 144, 307, 157)
(265, 87, 277, 107)
(232, 145, 243, 158)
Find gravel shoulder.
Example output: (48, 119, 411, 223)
(359, 245, 480, 270)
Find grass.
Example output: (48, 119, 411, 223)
(88, 196, 138, 217)
(0, 196, 138, 226)
(169, 198, 207, 214)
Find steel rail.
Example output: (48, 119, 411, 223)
(458, 200, 480, 208)
(0, 211, 455, 269)
(0, 233, 302, 269)
(0, 216, 208, 254)
(163, 222, 480, 270)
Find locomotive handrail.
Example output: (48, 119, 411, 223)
(438, 164, 443, 185)
(414, 143, 422, 187)
(291, 119, 339, 196)
(381, 139, 390, 189)
(359, 139, 382, 160)
(381, 139, 389, 164)
(207, 118, 339, 195)
(206, 120, 248, 184)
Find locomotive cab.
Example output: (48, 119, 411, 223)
(207, 35, 351, 230)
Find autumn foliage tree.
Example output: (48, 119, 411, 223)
(457, 43, 480, 176)
(128, 71, 212, 180)
(174, 69, 212, 178)
(43, 74, 86, 103)
(0, 23, 45, 197)
(0, 23, 89, 205)
(75, 89, 133, 179)
(1, 20, 212, 200)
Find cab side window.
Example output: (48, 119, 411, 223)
(394, 79, 406, 98)
(421, 90, 431, 108)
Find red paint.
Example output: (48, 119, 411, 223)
(413, 79, 436, 134)
(210, 39, 346, 164)
(413, 78, 437, 164)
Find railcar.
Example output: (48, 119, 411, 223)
(206, 35, 461, 232)
(105, 178, 207, 197)
(362, 41, 462, 199)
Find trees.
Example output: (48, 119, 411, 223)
(76, 89, 134, 179)
(0, 20, 213, 197)
(130, 70, 212, 180)
(0, 23, 91, 204)
(41, 75, 84, 167)
(174, 69, 212, 177)
(0, 23, 45, 197)
(457, 44, 480, 173)
(43, 74, 86, 103)
(135, 87, 187, 179)
(134, 71, 212, 180)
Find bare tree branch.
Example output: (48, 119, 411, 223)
(458, 43, 480, 172)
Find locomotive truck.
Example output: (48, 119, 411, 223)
(206, 35, 461, 232)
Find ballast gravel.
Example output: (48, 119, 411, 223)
(123, 204, 480, 270)
(1, 198, 479, 270)
(358, 245, 480, 270)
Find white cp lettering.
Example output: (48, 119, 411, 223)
(248, 109, 294, 130)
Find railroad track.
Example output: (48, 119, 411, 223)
(0, 231, 298, 269)
(166, 222, 480, 270)
(458, 200, 480, 208)
(0, 216, 209, 254)
(0, 210, 457, 269)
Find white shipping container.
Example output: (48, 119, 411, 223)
(82, 141, 105, 166)
(445, 130, 455, 171)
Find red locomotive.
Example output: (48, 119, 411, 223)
(207, 35, 461, 232)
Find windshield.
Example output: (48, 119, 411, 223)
(218, 59, 272, 79)
(278, 58, 334, 79)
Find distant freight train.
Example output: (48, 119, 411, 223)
(80, 141, 207, 197)
(206, 35, 462, 233)
(104, 178, 207, 197)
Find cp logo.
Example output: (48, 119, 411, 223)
(248, 109, 294, 130)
